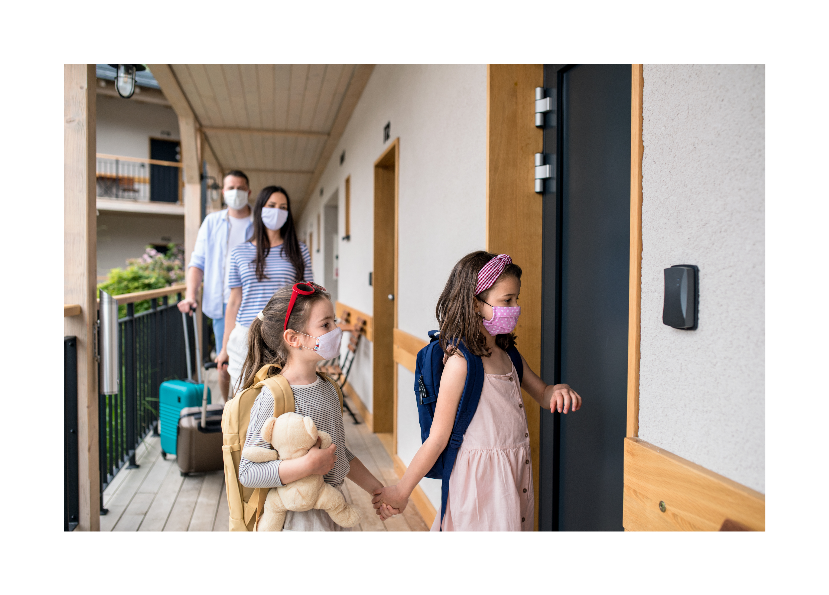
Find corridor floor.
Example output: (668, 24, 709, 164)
(100, 409, 429, 532)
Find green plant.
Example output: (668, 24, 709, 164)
(98, 244, 185, 316)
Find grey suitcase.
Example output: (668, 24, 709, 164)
(175, 308, 225, 476)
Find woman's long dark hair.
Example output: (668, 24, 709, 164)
(436, 251, 522, 357)
(250, 185, 305, 283)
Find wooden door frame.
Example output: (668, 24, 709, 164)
(486, 66, 544, 529)
(627, 65, 644, 437)
(372, 137, 399, 435)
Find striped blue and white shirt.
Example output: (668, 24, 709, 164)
(228, 241, 313, 327)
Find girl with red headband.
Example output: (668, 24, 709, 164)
(372, 251, 582, 530)
(236, 281, 397, 530)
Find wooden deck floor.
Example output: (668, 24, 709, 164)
(100, 412, 429, 532)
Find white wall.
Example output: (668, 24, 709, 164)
(96, 212, 184, 279)
(299, 65, 487, 507)
(96, 94, 180, 159)
(639, 65, 765, 492)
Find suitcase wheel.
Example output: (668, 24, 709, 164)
(160, 450, 167, 460)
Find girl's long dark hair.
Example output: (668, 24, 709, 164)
(436, 251, 522, 357)
(250, 185, 305, 283)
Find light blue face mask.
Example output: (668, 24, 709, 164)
(261, 207, 288, 230)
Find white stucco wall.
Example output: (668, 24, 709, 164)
(96, 94, 180, 159)
(299, 64, 487, 508)
(96, 212, 184, 279)
(638, 65, 765, 492)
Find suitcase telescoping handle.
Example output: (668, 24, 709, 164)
(180, 304, 203, 384)
(201, 362, 217, 428)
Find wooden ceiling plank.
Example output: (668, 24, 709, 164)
(222, 64, 249, 129)
(172, 65, 209, 126)
(298, 64, 375, 217)
(146, 64, 196, 121)
(322, 64, 356, 132)
(299, 64, 327, 131)
(205, 64, 237, 129)
(286, 65, 310, 131)
(310, 64, 344, 132)
(239, 64, 262, 130)
(273, 65, 292, 130)
(189, 64, 223, 128)
(257, 65, 276, 131)
(263, 134, 274, 175)
(200, 127, 327, 139)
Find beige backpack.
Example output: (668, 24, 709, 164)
(221, 363, 343, 531)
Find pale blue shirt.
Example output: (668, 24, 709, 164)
(187, 209, 253, 320)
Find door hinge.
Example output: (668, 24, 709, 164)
(535, 87, 555, 127)
(535, 153, 555, 193)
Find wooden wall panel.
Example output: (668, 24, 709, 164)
(623, 438, 765, 531)
(64, 64, 99, 531)
(486, 65, 544, 530)
(335, 301, 374, 341)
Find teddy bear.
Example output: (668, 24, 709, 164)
(241, 412, 360, 531)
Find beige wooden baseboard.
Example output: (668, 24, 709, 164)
(623, 437, 765, 531)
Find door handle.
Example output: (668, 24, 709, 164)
(388, 294, 394, 301)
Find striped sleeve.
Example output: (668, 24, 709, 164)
(228, 245, 243, 289)
(238, 386, 284, 489)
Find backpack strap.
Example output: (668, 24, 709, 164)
(438, 340, 485, 530)
(250, 368, 295, 531)
(506, 346, 524, 385)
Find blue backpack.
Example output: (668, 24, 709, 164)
(414, 330, 524, 529)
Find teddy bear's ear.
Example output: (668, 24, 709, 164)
(303, 416, 318, 441)
(261, 417, 277, 444)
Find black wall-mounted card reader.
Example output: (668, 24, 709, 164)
(663, 265, 698, 330)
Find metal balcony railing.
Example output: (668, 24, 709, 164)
(96, 153, 182, 203)
(97, 289, 193, 515)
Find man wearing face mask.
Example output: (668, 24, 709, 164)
(179, 170, 253, 401)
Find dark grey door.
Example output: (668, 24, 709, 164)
(150, 138, 181, 203)
(538, 64, 631, 531)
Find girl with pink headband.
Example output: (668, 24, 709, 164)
(372, 250, 582, 530)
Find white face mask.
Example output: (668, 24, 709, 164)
(261, 207, 289, 231)
(296, 327, 343, 360)
(224, 188, 249, 210)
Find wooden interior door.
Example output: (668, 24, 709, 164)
(372, 138, 399, 434)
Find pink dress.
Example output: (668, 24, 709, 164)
(430, 362, 534, 531)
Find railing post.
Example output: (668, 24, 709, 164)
(125, 303, 139, 469)
(64, 337, 80, 531)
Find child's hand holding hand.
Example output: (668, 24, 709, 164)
(547, 384, 582, 414)
(371, 484, 409, 514)
(377, 503, 399, 521)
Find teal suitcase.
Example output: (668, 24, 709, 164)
(159, 379, 210, 456)
(159, 309, 211, 458)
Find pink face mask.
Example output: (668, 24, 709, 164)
(480, 301, 521, 335)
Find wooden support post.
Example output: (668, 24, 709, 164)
(486, 65, 544, 530)
(179, 114, 202, 335)
(64, 64, 100, 531)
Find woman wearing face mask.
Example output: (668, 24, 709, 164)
(371, 251, 583, 531)
(218, 186, 313, 395)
